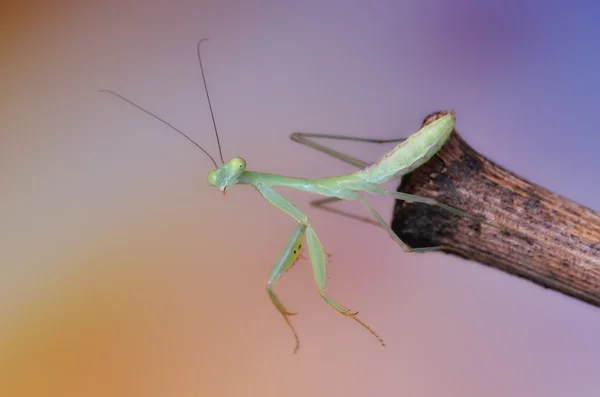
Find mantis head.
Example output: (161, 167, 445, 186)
(101, 39, 240, 195)
(207, 157, 247, 194)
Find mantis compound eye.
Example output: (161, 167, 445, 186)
(207, 170, 218, 186)
(228, 157, 246, 173)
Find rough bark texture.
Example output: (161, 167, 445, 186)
(392, 111, 600, 306)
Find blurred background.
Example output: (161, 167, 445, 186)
(1, 1, 600, 396)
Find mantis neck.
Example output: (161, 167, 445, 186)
(238, 171, 314, 191)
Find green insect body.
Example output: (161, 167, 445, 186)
(101, 39, 500, 353)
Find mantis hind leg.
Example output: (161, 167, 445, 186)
(356, 193, 471, 258)
(309, 197, 381, 227)
(267, 224, 306, 354)
(375, 188, 509, 234)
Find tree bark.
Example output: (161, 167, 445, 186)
(392, 111, 600, 306)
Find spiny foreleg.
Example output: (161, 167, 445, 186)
(267, 223, 306, 353)
(255, 183, 385, 351)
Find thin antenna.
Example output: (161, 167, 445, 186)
(99, 89, 219, 169)
(197, 38, 225, 164)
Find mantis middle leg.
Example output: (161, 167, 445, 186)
(255, 184, 386, 351)
(291, 131, 406, 223)
(291, 132, 508, 239)
(290, 131, 407, 169)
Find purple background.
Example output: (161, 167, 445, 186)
(2, 1, 599, 396)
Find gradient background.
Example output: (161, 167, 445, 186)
(2, 1, 600, 396)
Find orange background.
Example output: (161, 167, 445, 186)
(2, 1, 600, 396)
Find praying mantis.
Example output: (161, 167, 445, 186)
(100, 39, 502, 353)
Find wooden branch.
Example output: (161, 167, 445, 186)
(392, 111, 600, 307)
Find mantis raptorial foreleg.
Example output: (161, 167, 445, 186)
(267, 223, 305, 353)
(255, 183, 386, 349)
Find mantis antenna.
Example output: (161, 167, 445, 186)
(98, 38, 224, 169)
(103, 38, 498, 353)
(196, 38, 225, 165)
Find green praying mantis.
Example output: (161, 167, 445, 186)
(100, 39, 502, 353)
